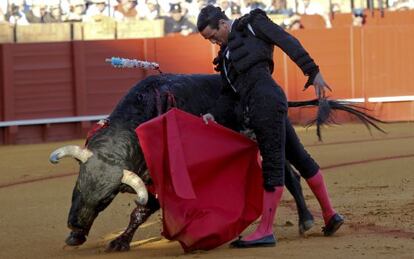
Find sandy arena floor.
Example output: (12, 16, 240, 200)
(1, 122, 414, 259)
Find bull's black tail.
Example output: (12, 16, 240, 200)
(287, 98, 387, 141)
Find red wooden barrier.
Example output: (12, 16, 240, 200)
(0, 45, 6, 144)
(154, 34, 215, 74)
(279, 27, 357, 124)
(331, 13, 353, 27)
(1, 44, 18, 144)
(361, 25, 414, 121)
(300, 15, 327, 29)
(365, 10, 414, 26)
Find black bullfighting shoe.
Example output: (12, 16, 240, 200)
(322, 213, 344, 236)
(229, 234, 276, 248)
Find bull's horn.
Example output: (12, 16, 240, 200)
(121, 170, 148, 205)
(49, 145, 93, 164)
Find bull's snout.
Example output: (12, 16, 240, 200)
(66, 220, 89, 246)
(67, 201, 96, 241)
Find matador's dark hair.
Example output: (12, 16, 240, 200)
(197, 5, 229, 32)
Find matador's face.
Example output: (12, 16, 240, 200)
(200, 19, 231, 46)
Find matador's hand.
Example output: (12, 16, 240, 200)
(202, 113, 216, 124)
(304, 72, 332, 99)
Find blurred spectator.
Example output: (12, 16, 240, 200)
(26, 0, 48, 23)
(43, 3, 64, 22)
(139, 0, 160, 20)
(65, 0, 87, 21)
(155, 0, 174, 16)
(0, 6, 6, 23)
(352, 8, 366, 26)
(331, 2, 341, 13)
(297, 0, 331, 28)
(0, 1, 7, 15)
(0, 1, 7, 22)
(6, 0, 30, 25)
(217, 0, 241, 18)
(164, 3, 196, 36)
(230, 1, 241, 18)
(240, 0, 266, 15)
(287, 14, 303, 30)
(113, 0, 139, 21)
(218, 0, 232, 17)
(186, 0, 208, 18)
(390, 0, 414, 10)
(59, 0, 71, 14)
(266, 0, 293, 15)
(85, 0, 112, 17)
(289, 19, 303, 30)
(297, 0, 321, 14)
(282, 13, 303, 30)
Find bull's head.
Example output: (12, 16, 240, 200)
(49, 145, 148, 246)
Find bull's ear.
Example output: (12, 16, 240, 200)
(49, 145, 93, 164)
(121, 170, 148, 205)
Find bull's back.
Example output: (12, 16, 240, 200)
(109, 73, 223, 127)
(169, 74, 222, 115)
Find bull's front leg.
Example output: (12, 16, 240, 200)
(106, 192, 160, 252)
(285, 162, 314, 235)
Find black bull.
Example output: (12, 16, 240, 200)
(49, 73, 382, 251)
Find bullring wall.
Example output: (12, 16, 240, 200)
(1, 24, 414, 144)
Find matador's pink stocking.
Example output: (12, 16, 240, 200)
(243, 187, 284, 241)
(306, 170, 336, 224)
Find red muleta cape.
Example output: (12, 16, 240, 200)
(136, 108, 263, 252)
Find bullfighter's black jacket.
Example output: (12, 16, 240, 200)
(210, 9, 320, 190)
(214, 9, 319, 91)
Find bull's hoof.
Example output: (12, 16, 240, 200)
(106, 235, 131, 252)
(299, 219, 314, 235)
(299, 213, 314, 235)
(65, 231, 87, 246)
